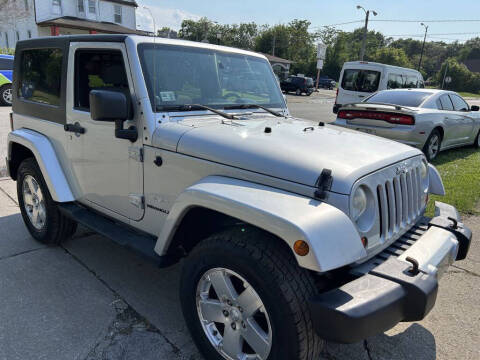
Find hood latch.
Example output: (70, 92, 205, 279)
(314, 169, 333, 201)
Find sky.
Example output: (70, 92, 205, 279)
(136, 0, 480, 43)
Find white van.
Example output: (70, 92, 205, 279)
(333, 61, 424, 113)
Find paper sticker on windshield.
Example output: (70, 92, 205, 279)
(160, 91, 176, 102)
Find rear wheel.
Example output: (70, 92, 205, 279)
(0, 84, 12, 106)
(180, 227, 324, 360)
(423, 129, 442, 161)
(17, 158, 77, 244)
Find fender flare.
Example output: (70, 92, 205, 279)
(7, 129, 75, 202)
(155, 176, 366, 272)
(428, 163, 445, 196)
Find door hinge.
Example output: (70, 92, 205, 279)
(129, 194, 145, 209)
(128, 146, 144, 163)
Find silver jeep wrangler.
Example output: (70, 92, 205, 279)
(6, 35, 472, 360)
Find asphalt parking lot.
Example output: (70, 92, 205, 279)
(0, 98, 479, 359)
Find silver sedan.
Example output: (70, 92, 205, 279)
(332, 89, 480, 160)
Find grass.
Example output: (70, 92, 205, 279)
(458, 91, 480, 99)
(426, 146, 480, 216)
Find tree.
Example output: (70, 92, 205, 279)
(371, 47, 412, 68)
(436, 58, 480, 93)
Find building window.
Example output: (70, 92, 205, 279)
(78, 0, 85, 13)
(24, 0, 29, 11)
(114, 5, 122, 23)
(88, 0, 96, 14)
(52, 0, 61, 15)
(28, 30, 32, 39)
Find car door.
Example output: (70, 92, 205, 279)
(437, 94, 458, 147)
(449, 94, 475, 145)
(339, 68, 382, 104)
(65, 42, 144, 221)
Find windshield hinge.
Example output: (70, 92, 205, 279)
(129, 146, 144, 163)
(129, 194, 145, 209)
(314, 169, 333, 200)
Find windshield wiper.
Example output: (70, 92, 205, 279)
(223, 104, 283, 117)
(157, 104, 236, 120)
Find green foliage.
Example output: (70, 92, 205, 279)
(436, 58, 480, 93)
(370, 47, 412, 68)
(0, 47, 14, 55)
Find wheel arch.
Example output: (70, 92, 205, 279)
(8, 129, 75, 202)
(155, 176, 366, 273)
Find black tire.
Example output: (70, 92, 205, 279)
(474, 130, 480, 148)
(180, 227, 324, 360)
(423, 129, 442, 161)
(295, 89, 302, 96)
(17, 158, 77, 244)
(0, 84, 12, 106)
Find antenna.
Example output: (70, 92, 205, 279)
(144, 6, 157, 112)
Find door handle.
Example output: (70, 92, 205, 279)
(64, 122, 86, 134)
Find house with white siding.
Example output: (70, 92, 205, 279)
(0, 0, 139, 49)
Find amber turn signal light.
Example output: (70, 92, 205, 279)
(294, 240, 310, 256)
(361, 237, 369, 248)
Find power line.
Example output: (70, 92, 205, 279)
(386, 32, 480, 37)
(322, 18, 480, 28)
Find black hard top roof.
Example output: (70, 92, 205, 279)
(15, 34, 131, 50)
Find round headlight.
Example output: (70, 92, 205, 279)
(420, 160, 428, 180)
(352, 187, 367, 220)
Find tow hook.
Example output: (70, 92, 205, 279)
(448, 217, 458, 230)
(406, 256, 420, 276)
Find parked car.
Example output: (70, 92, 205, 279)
(0, 54, 13, 106)
(7, 35, 471, 360)
(317, 76, 336, 89)
(281, 75, 314, 95)
(333, 89, 480, 161)
(334, 61, 424, 113)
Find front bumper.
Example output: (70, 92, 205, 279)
(309, 202, 472, 344)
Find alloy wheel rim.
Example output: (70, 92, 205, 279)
(22, 175, 46, 230)
(3, 87, 12, 104)
(196, 268, 272, 360)
(428, 135, 439, 159)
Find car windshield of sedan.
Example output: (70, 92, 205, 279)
(365, 90, 432, 107)
(138, 43, 285, 112)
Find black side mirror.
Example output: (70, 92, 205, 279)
(471, 105, 479, 112)
(90, 90, 128, 121)
(89, 90, 137, 142)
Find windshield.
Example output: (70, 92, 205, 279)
(365, 90, 432, 107)
(138, 43, 285, 112)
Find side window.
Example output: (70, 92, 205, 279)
(449, 94, 469, 112)
(74, 50, 129, 111)
(404, 76, 418, 88)
(387, 73, 403, 89)
(18, 48, 63, 106)
(439, 95, 454, 111)
(0, 58, 14, 70)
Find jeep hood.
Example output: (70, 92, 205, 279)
(156, 116, 421, 194)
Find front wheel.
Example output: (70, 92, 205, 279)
(0, 84, 12, 106)
(180, 227, 324, 360)
(295, 89, 302, 96)
(423, 129, 442, 161)
(474, 130, 480, 148)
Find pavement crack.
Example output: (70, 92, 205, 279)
(60, 245, 183, 358)
(0, 184, 18, 205)
(451, 264, 480, 278)
(364, 340, 373, 360)
(0, 246, 46, 261)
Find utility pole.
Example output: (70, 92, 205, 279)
(418, 23, 429, 71)
(272, 33, 276, 56)
(357, 5, 377, 61)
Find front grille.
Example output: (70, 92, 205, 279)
(376, 164, 424, 241)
